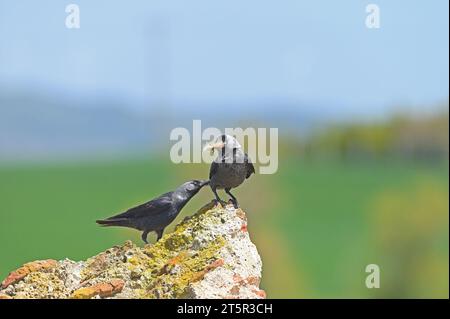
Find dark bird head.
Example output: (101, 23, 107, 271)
(175, 179, 209, 200)
(203, 134, 242, 156)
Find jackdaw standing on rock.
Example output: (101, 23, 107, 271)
(204, 134, 255, 208)
(96, 180, 209, 243)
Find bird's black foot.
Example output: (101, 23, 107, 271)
(141, 231, 149, 244)
(212, 187, 227, 207)
(213, 198, 228, 207)
(225, 189, 239, 209)
(156, 229, 164, 242)
(229, 199, 239, 209)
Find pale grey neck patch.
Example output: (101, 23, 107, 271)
(223, 134, 242, 150)
(215, 147, 245, 163)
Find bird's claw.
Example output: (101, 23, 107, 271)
(213, 199, 228, 207)
(229, 199, 239, 209)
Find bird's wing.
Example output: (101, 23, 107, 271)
(244, 153, 255, 179)
(209, 161, 219, 180)
(106, 192, 174, 220)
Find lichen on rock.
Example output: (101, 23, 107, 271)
(0, 202, 264, 299)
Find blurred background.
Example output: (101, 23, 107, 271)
(0, 0, 448, 298)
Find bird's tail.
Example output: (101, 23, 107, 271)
(96, 218, 129, 227)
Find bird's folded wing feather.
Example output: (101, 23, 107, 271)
(244, 153, 255, 178)
(209, 161, 218, 180)
(106, 192, 174, 220)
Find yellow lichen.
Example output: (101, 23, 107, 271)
(84, 205, 229, 298)
(0, 203, 255, 299)
(143, 236, 226, 298)
(16, 272, 66, 299)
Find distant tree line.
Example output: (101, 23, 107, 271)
(284, 108, 449, 163)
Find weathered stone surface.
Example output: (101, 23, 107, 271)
(71, 279, 125, 299)
(0, 202, 264, 299)
(1, 259, 57, 289)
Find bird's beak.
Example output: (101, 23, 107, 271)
(200, 180, 210, 187)
(203, 142, 225, 155)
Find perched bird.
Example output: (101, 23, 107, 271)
(96, 180, 209, 243)
(204, 134, 255, 208)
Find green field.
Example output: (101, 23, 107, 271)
(0, 157, 448, 298)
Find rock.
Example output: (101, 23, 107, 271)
(71, 279, 125, 299)
(0, 202, 264, 299)
(1, 259, 58, 289)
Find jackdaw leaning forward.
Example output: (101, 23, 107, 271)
(204, 134, 255, 208)
(96, 180, 209, 243)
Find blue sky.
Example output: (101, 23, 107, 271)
(0, 1, 448, 115)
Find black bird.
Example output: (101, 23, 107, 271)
(204, 134, 255, 208)
(96, 180, 209, 243)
